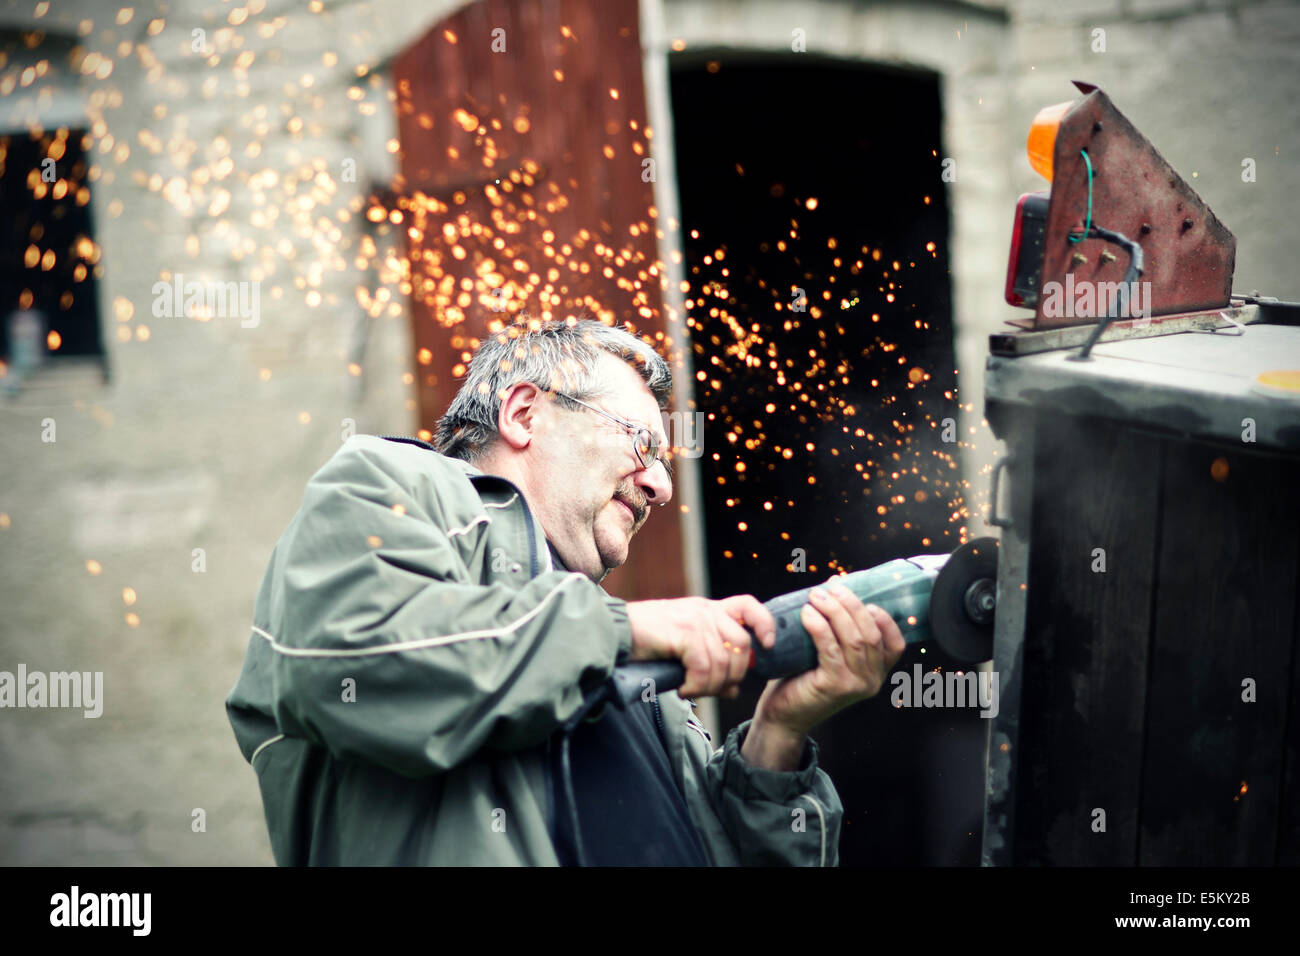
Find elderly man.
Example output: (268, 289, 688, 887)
(226, 319, 904, 865)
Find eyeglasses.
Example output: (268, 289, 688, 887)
(548, 390, 674, 491)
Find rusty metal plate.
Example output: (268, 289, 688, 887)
(1034, 82, 1236, 329)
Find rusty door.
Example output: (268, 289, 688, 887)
(390, 0, 687, 600)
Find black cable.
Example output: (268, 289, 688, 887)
(557, 681, 613, 867)
(561, 731, 586, 866)
(1067, 224, 1145, 361)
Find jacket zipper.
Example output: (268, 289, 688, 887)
(379, 433, 627, 865)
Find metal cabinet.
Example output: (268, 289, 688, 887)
(981, 308, 1300, 865)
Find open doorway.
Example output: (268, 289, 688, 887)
(670, 52, 983, 864)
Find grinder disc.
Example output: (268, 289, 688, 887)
(929, 537, 999, 662)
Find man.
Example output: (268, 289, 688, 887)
(226, 319, 905, 865)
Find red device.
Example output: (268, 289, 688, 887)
(1004, 190, 1050, 308)
(1004, 82, 1236, 329)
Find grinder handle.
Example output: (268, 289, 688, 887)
(609, 557, 942, 706)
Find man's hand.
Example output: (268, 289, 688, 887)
(625, 596, 776, 700)
(742, 579, 906, 770)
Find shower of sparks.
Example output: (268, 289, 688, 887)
(2, 7, 993, 580)
(679, 189, 989, 569)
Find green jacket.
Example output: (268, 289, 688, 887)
(226, 434, 843, 865)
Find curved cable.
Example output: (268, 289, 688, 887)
(1068, 149, 1093, 244)
(1069, 223, 1146, 360)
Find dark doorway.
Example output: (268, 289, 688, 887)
(670, 53, 984, 864)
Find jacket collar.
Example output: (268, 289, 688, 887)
(449, 458, 554, 575)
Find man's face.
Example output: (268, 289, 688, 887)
(526, 355, 673, 582)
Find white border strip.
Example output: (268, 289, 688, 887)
(248, 572, 588, 658)
(445, 515, 490, 538)
(800, 794, 828, 867)
(250, 733, 286, 767)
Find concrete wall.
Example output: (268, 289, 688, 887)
(1, 0, 1296, 864)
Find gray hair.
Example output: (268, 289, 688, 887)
(434, 319, 673, 462)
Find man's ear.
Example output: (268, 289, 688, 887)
(495, 382, 544, 452)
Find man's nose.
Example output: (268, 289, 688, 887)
(634, 460, 673, 510)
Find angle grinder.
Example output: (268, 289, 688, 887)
(609, 537, 999, 706)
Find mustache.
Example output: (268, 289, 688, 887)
(615, 484, 648, 524)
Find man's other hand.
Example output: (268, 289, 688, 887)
(753, 579, 906, 739)
(625, 596, 776, 700)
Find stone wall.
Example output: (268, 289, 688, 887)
(0, 0, 460, 865)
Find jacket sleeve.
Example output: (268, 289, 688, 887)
(693, 715, 844, 866)
(257, 439, 633, 778)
